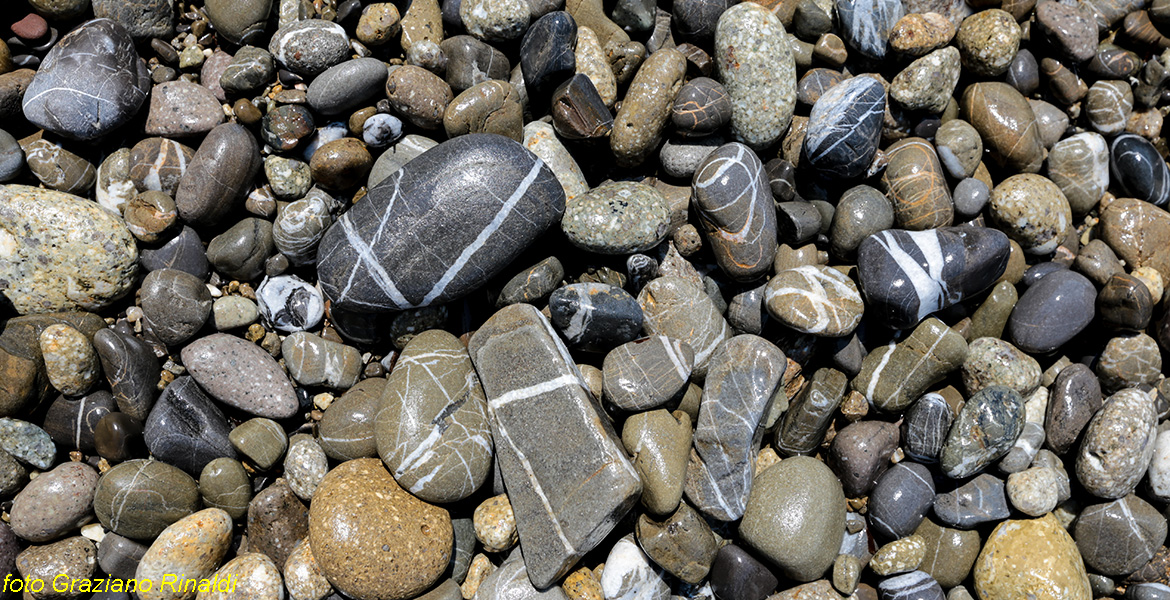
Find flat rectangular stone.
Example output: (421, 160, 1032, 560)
(469, 304, 642, 589)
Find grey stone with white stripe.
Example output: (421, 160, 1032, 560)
(376, 329, 492, 504)
(803, 75, 886, 179)
(867, 462, 935, 541)
(317, 134, 565, 312)
(684, 335, 786, 522)
(837, 0, 904, 61)
(637, 277, 731, 379)
(877, 571, 944, 600)
(602, 336, 694, 411)
(692, 143, 778, 282)
(548, 283, 644, 351)
(857, 227, 1010, 330)
(468, 303, 641, 588)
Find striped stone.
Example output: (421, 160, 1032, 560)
(468, 304, 641, 588)
(692, 142, 778, 282)
(602, 336, 694, 411)
(637, 277, 731, 379)
(765, 265, 864, 337)
(851, 317, 968, 413)
(803, 75, 886, 179)
(684, 335, 786, 522)
(882, 138, 954, 231)
(376, 329, 493, 504)
(317, 134, 565, 312)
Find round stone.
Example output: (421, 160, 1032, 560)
(989, 174, 1073, 255)
(765, 265, 864, 337)
(10, 462, 98, 543)
(309, 459, 453, 600)
(562, 182, 671, 255)
(93, 459, 201, 540)
(955, 9, 1020, 76)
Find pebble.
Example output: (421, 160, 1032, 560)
(44, 391, 113, 452)
(199, 458, 251, 519)
(16, 537, 97, 599)
(317, 378, 382, 460)
(622, 409, 691, 514)
(247, 480, 309, 570)
(0, 186, 138, 314)
(868, 462, 935, 541)
(765, 265, 863, 337)
(871, 536, 926, 576)
(562, 181, 670, 255)
(269, 20, 351, 76)
(1075, 493, 1167, 577)
(600, 534, 670, 600)
(902, 393, 953, 463)
(22, 19, 149, 140)
(284, 437, 328, 501)
(837, 0, 905, 61)
(636, 503, 716, 584)
(202, 553, 283, 600)
(176, 123, 262, 227)
(827, 419, 900, 497)
(474, 494, 518, 553)
(144, 376, 236, 476)
(672, 77, 731, 137)
(181, 333, 299, 419)
(308, 58, 389, 116)
(853, 318, 969, 412)
(135, 509, 233, 600)
(1047, 132, 1110, 216)
(144, 80, 223, 137)
(549, 282, 644, 350)
(256, 275, 325, 333)
(93, 459, 200, 540)
(962, 82, 1044, 174)
(692, 143, 778, 281)
(39, 323, 98, 396)
(1077, 388, 1158, 499)
(708, 545, 778, 600)
(1007, 269, 1097, 353)
(973, 514, 1091, 600)
(229, 418, 288, 470)
(940, 386, 1025, 479)
(1111, 132, 1170, 207)
(10, 462, 97, 542)
(714, 4, 796, 149)
(283, 540, 332, 600)
(603, 336, 693, 411)
(913, 518, 980, 588)
(611, 48, 686, 166)
(933, 473, 1010, 529)
(804, 75, 885, 177)
(309, 459, 452, 600)
(0, 417, 55, 469)
(377, 329, 492, 503)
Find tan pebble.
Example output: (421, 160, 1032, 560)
(460, 554, 494, 599)
(473, 494, 518, 553)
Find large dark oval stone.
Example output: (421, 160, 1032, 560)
(21, 19, 150, 141)
(802, 75, 885, 179)
(175, 123, 262, 227)
(1111, 133, 1170, 207)
(317, 134, 566, 312)
(1007, 269, 1097, 353)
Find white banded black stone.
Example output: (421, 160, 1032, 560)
(143, 376, 237, 476)
(684, 335, 786, 522)
(1110, 133, 1170, 207)
(802, 75, 885, 179)
(901, 392, 953, 463)
(468, 304, 640, 588)
(867, 462, 935, 541)
(692, 142, 778, 282)
(21, 19, 150, 141)
(318, 134, 565, 312)
(257, 275, 325, 333)
(857, 227, 1010, 329)
(44, 391, 115, 453)
(93, 328, 159, 421)
(519, 11, 577, 98)
(836, 0, 904, 61)
(548, 283, 644, 350)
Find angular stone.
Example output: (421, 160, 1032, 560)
(775, 367, 847, 456)
(635, 503, 717, 584)
(852, 318, 968, 412)
(468, 304, 641, 587)
(828, 420, 900, 497)
(932, 474, 1010, 529)
(684, 335, 785, 522)
(940, 386, 1026, 479)
(1075, 494, 1167, 576)
(144, 376, 236, 476)
(637, 277, 731, 378)
(548, 283, 644, 351)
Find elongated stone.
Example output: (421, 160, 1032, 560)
(715, 3, 796, 148)
(882, 138, 953, 230)
(622, 409, 692, 515)
(803, 75, 885, 178)
(684, 335, 786, 522)
(776, 368, 847, 456)
(93, 328, 158, 421)
(181, 333, 299, 419)
(175, 123, 262, 227)
(962, 82, 1045, 174)
(136, 509, 233, 600)
(318, 134, 564, 312)
(852, 319, 967, 413)
(692, 143, 778, 281)
(377, 329, 492, 503)
(933, 474, 1010, 529)
(468, 304, 641, 588)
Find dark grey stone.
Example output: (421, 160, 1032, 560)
(548, 283, 643, 351)
(868, 462, 935, 541)
(93, 328, 158, 421)
(803, 75, 885, 178)
(307, 58, 389, 115)
(932, 473, 1010, 529)
(1007, 269, 1097, 353)
(144, 376, 237, 476)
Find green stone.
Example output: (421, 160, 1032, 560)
(229, 418, 288, 470)
(93, 459, 201, 540)
(200, 458, 253, 519)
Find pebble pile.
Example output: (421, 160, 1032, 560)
(3, 0, 1170, 599)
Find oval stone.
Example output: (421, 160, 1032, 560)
(317, 134, 565, 312)
(93, 459, 201, 540)
(1006, 269, 1096, 353)
(882, 138, 954, 230)
(309, 459, 453, 600)
(1076, 388, 1158, 499)
(548, 283, 644, 350)
(803, 75, 885, 179)
(181, 334, 299, 419)
(692, 143, 778, 281)
(603, 336, 694, 411)
(202, 553, 283, 600)
(973, 514, 1091, 600)
(940, 386, 1025, 479)
(0, 185, 138, 315)
(1111, 133, 1170, 207)
(765, 265, 864, 337)
(715, 3, 796, 148)
(135, 509, 233, 600)
(1047, 132, 1109, 216)
(376, 330, 492, 504)
(962, 82, 1045, 174)
(561, 182, 670, 254)
(307, 58, 389, 116)
(10, 462, 98, 543)
(739, 456, 846, 582)
(175, 123, 262, 227)
(638, 277, 731, 378)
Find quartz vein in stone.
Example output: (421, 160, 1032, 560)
(469, 304, 640, 588)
